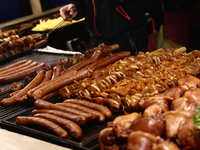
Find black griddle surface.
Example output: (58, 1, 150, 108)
(0, 97, 122, 150)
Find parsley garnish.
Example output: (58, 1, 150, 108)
(193, 104, 200, 129)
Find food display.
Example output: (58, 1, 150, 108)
(1, 41, 200, 149)
(58, 47, 200, 113)
(15, 99, 112, 139)
(98, 75, 200, 150)
(32, 17, 85, 31)
(1, 9, 200, 148)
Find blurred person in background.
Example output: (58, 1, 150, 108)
(60, 0, 149, 55)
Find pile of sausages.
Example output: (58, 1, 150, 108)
(0, 48, 130, 107)
(0, 60, 46, 84)
(16, 99, 112, 139)
(0, 65, 61, 106)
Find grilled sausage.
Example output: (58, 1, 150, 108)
(88, 51, 131, 72)
(32, 69, 90, 100)
(64, 99, 112, 119)
(40, 70, 53, 83)
(0, 59, 27, 72)
(61, 50, 102, 75)
(0, 61, 38, 76)
(34, 99, 96, 122)
(31, 109, 87, 126)
(51, 65, 62, 79)
(56, 102, 105, 123)
(15, 116, 68, 138)
(41, 91, 59, 101)
(0, 62, 46, 84)
(33, 113, 82, 139)
(0, 60, 33, 75)
(1, 70, 45, 106)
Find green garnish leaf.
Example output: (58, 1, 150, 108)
(193, 103, 200, 129)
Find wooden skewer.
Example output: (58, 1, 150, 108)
(107, 44, 119, 51)
(34, 39, 48, 48)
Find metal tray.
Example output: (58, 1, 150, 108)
(0, 95, 122, 150)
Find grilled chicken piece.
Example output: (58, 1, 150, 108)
(164, 85, 189, 99)
(177, 118, 200, 150)
(183, 88, 200, 104)
(178, 75, 200, 88)
(126, 131, 159, 150)
(129, 117, 165, 137)
(165, 110, 192, 139)
(152, 140, 181, 150)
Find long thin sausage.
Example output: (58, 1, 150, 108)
(40, 70, 53, 83)
(0, 61, 38, 76)
(10, 90, 20, 97)
(15, 116, 68, 138)
(0, 60, 27, 72)
(0, 60, 33, 75)
(32, 69, 90, 100)
(27, 67, 59, 100)
(33, 113, 82, 139)
(17, 95, 28, 104)
(0, 62, 46, 84)
(39, 66, 62, 101)
(41, 91, 59, 101)
(31, 109, 87, 126)
(28, 70, 76, 100)
(34, 99, 96, 122)
(1, 70, 45, 106)
(64, 99, 112, 119)
(51, 65, 62, 79)
(88, 51, 131, 72)
(27, 70, 53, 99)
(61, 50, 102, 75)
(56, 102, 105, 123)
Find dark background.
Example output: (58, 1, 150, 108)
(0, 0, 68, 23)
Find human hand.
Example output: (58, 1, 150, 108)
(59, 4, 78, 21)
